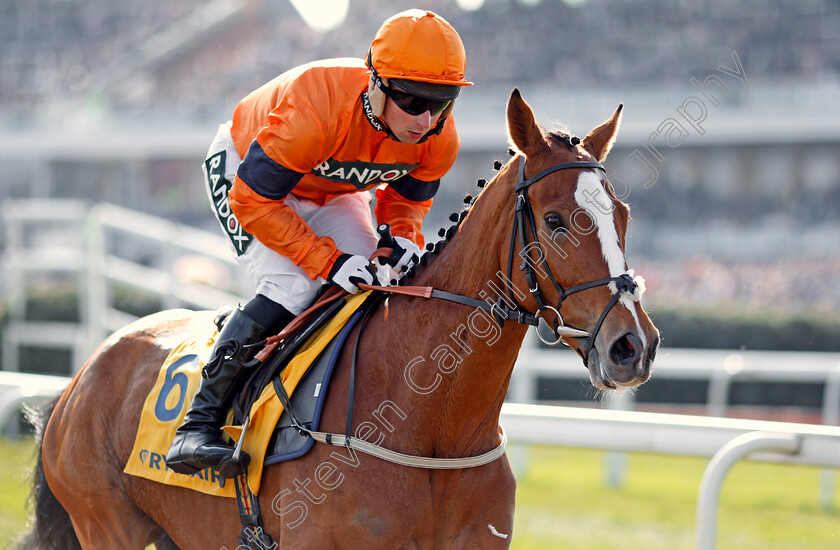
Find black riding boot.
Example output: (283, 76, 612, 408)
(165, 307, 268, 479)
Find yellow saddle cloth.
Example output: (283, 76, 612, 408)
(124, 292, 369, 497)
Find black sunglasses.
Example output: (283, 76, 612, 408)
(376, 78, 451, 117)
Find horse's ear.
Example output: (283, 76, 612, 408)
(506, 88, 544, 157)
(582, 104, 623, 162)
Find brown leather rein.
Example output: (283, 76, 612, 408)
(255, 247, 451, 361)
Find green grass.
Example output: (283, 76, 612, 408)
(1, 438, 838, 549)
(510, 445, 840, 550)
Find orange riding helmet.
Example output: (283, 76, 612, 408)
(366, 9, 472, 117)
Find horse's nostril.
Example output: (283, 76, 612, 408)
(609, 333, 642, 367)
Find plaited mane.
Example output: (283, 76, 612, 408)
(398, 152, 513, 285)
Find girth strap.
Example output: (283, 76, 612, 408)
(233, 469, 275, 549)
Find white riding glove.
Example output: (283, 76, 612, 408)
(390, 236, 422, 274)
(328, 254, 377, 294)
(375, 235, 422, 282)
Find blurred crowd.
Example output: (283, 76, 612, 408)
(640, 255, 840, 315)
(1, 1, 206, 115)
(2, 0, 838, 121)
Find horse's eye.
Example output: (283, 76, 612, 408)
(544, 212, 565, 231)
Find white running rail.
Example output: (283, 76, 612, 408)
(2, 200, 250, 374)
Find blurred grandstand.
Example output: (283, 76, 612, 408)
(1, 0, 840, 316)
(3, 0, 839, 117)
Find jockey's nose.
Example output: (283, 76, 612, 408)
(414, 110, 432, 127)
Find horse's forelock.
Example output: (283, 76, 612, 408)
(547, 129, 579, 150)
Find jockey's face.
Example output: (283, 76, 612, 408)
(381, 97, 443, 144)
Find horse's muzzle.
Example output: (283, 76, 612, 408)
(587, 331, 658, 389)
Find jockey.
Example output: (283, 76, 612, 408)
(165, 9, 471, 478)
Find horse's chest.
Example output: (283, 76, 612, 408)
(269, 448, 515, 548)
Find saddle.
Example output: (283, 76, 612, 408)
(123, 289, 380, 499)
(227, 287, 382, 464)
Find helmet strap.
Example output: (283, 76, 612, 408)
(368, 76, 387, 118)
(423, 111, 450, 140)
(438, 100, 455, 121)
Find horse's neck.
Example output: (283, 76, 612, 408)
(372, 179, 528, 456)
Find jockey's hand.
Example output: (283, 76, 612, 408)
(374, 263, 398, 287)
(328, 254, 377, 294)
(377, 235, 422, 277)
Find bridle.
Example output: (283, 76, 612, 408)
(354, 155, 642, 364)
(502, 155, 639, 362)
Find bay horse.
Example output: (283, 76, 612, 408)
(21, 89, 658, 549)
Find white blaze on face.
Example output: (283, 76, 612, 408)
(574, 171, 648, 348)
(574, 172, 624, 275)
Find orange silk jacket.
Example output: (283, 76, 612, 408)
(228, 58, 460, 280)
